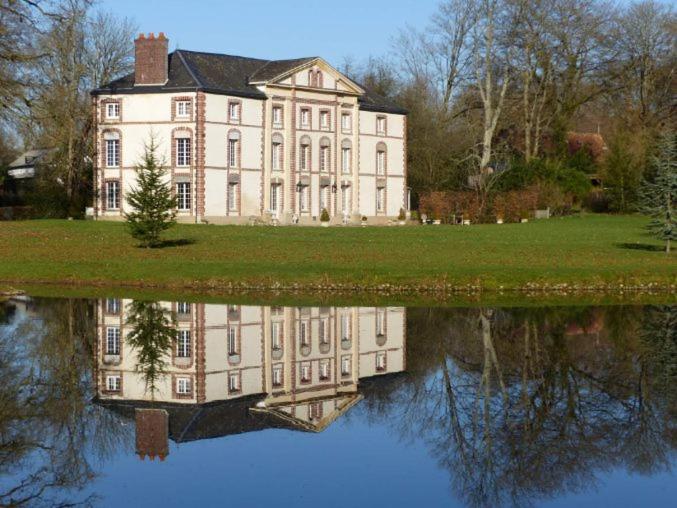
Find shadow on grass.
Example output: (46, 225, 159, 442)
(616, 242, 665, 252)
(152, 238, 196, 249)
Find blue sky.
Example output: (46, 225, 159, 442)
(97, 0, 438, 66)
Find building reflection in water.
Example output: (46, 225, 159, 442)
(95, 300, 406, 459)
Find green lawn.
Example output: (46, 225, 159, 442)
(0, 215, 674, 292)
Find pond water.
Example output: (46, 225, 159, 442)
(0, 296, 674, 507)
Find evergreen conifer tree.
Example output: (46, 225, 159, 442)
(124, 137, 177, 247)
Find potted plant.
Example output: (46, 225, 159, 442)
(398, 208, 406, 225)
(361, 215, 368, 227)
(320, 208, 330, 227)
(496, 214, 504, 224)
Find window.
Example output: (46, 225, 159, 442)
(177, 377, 192, 394)
(319, 145, 329, 172)
(341, 356, 351, 377)
(272, 106, 282, 126)
(376, 149, 386, 175)
(272, 140, 282, 171)
(316, 71, 323, 88)
(228, 372, 241, 393)
(319, 319, 328, 345)
(177, 330, 191, 358)
(300, 108, 310, 128)
(106, 326, 120, 355)
(341, 186, 351, 214)
(106, 181, 120, 210)
(377, 116, 386, 135)
(341, 315, 351, 341)
(177, 302, 190, 316)
(177, 182, 191, 211)
(308, 69, 314, 86)
(227, 326, 238, 355)
(228, 183, 238, 211)
(106, 298, 120, 314)
(299, 185, 309, 212)
(271, 321, 282, 350)
(319, 360, 330, 381)
(270, 184, 280, 213)
(228, 139, 238, 168)
(319, 186, 329, 212)
(341, 113, 351, 132)
(176, 138, 191, 167)
(300, 362, 311, 383)
(376, 309, 386, 336)
(176, 100, 191, 118)
(299, 320, 310, 347)
(309, 402, 322, 420)
(106, 102, 120, 119)
(341, 147, 351, 174)
(272, 364, 283, 387)
(320, 110, 329, 129)
(376, 352, 387, 371)
(106, 139, 120, 167)
(300, 141, 310, 171)
(106, 375, 121, 392)
(229, 101, 240, 121)
(376, 187, 385, 212)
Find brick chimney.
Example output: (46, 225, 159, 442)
(135, 408, 169, 461)
(134, 32, 169, 86)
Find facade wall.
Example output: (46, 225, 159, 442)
(94, 73, 407, 224)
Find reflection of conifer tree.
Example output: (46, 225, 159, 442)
(641, 306, 676, 417)
(125, 301, 177, 397)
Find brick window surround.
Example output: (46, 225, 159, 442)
(171, 127, 193, 169)
(100, 98, 122, 123)
(171, 96, 194, 122)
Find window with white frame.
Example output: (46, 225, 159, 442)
(376, 187, 385, 212)
(177, 182, 191, 211)
(106, 102, 120, 119)
(271, 321, 282, 350)
(300, 362, 311, 383)
(341, 355, 351, 376)
(176, 100, 191, 118)
(228, 371, 241, 392)
(319, 359, 330, 380)
(106, 298, 120, 314)
(319, 145, 329, 172)
(227, 326, 238, 355)
(106, 375, 121, 392)
(300, 108, 310, 127)
(376, 309, 386, 336)
(106, 181, 120, 210)
(177, 377, 192, 394)
(272, 140, 282, 171)
(270, 184, 280, 214)
(319, 318, 328, 345)
(177, 302, 190, 316)
(376, 351, 387, 371)
(272, 364, 283, 386)
(341, 315, 351, 341)
(299, 141, 310, 171)
(176, 137, 191, 166)
(106, 326, 120, 355)
(341, 113, 351, 132)
(299, 185, 310, 212)
(228, 138, 238, 168)
(309, 402, 322, 420)
(319, 185, 329, 212)
(177, 330, 191, 358)
(229, 102, 240, 121)
(341, 186, 351, 214)
(376, 116, 386, 134)
(299, 320, 310, 346)
(105, 138, 120, 167)
(376, 149, 386, 175)
(320, 110, 329, 129)
(272, 105, 282, 126)
(341, 146, 351, 174)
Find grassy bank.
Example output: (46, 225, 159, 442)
(0, 215, 674, 292)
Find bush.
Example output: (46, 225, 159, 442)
(320, 208, 330, 222)
(398, 208, 406, 220)
(410, 210, 419, 221)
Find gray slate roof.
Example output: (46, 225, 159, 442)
(93, 49, 406, 114)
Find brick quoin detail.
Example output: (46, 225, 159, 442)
(196, 92, 206, 219)
(92, 96, 100, 215)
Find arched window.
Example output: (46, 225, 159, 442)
(316, 70, 323, 88)
(227, 130, 241, 168)
(376, 142, 387, 175)
(172, 128, 192, 168)
(319, 137, 331, 173)
(272, 133, 284, 171)
(299, 135, 311, 171)
(341, 139, 352, 174)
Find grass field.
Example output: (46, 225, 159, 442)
(0, 215, 674, 292)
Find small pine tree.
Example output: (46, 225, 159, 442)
(125, 137, 177, 248)
(639, 133, 676, 253)
(320, 207, 330, 222)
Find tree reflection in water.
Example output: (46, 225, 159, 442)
(360, 305, 675, 507)
(0, 298, 674, 507)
